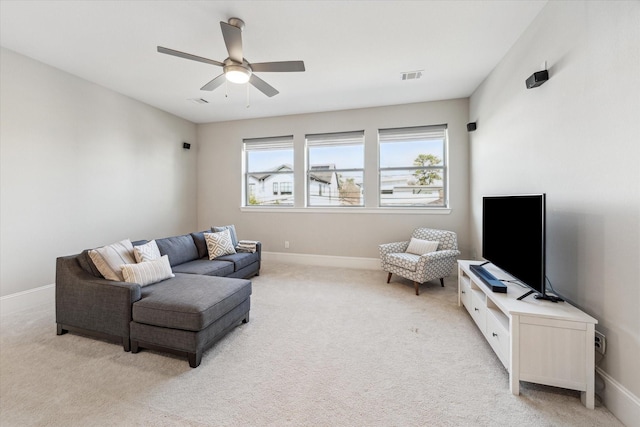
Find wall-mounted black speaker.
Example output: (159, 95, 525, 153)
(467, 122, 477, 132)
(526, 70, 549, 89)
(183, 142, 191, 149)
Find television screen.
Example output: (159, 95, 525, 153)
(482, 194, 546, 296)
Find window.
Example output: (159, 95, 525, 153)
(306, 131, 364, 207)
(379, 125, 448, 207)
(244, 135, 294, 206)
(280, 182, 292, 195)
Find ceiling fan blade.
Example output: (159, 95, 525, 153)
(220, 21, 243, 63)
(157, 46, 224, 67)
(250, 61, 306, 73)
(200, 74, 226, 91)
(249, 74, 279, 97)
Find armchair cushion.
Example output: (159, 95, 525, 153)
(386, 253, 420, 272)
(406, 238, 439, 255)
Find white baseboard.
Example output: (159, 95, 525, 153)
(0, 283, 55, 317)
(596, 367, 640, 427)
(262, 251, 381, 270)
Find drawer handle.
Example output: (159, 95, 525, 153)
(474, 308, 479, 312)
(492, 332, 498, 337)
(461, 290, 466, 294)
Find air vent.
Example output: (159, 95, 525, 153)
(401, 70, 423, 81)
(188, 98, 209, 104)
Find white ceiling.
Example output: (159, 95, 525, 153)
(0, 0, 547, 124)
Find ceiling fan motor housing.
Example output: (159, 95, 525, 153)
(227, 17, 245, 30)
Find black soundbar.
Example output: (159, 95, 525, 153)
(469, 264, 507, 293)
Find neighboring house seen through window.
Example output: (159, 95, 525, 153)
(378, 125, 448, 207)
(306, 131, 365, 207)
(244, 135, 294, 206)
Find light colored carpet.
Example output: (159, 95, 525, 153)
(0, 262, 623, 426)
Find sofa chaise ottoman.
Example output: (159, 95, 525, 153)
(130, 273, 251, 368)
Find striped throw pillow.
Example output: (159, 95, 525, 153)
(121, 255, 174, 286)
(89, 239, 136, 281)
(405, 238, 439, 255)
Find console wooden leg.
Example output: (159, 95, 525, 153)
(387, 272, 392, 283)
(414, 282, 420, 295)
(440, 278, 445, 287)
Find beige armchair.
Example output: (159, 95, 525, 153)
(379, 228, 461, 295)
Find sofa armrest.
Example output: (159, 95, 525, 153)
(55, 255, 142, 340)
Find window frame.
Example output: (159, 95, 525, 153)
(305, 131, 365, 207)
(378, 125, 449, 208)
(243, 135, 295, 207)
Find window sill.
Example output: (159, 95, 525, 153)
(239, 206, 452, 214)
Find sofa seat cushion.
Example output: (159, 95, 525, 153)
(155, 234, 199, 267)
(216, 252, 260, 272)
(132, 273, 251, 331)
(171, 259, 235, 277)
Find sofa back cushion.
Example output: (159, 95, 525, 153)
(155, 234, 199, 267)
(190, 230, 210, 259)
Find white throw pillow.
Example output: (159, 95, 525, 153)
(405, 238, 439, 255)
(134, 240, 162, 263)
(89, 239, 136, 281)
(121, 255, 174, 286)
(204, 230, 236, 259)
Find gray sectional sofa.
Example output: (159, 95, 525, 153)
(55, 230, 261, 367)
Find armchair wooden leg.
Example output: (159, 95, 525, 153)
(440, 278, 444, 287)
(414, 281, 420, 296)
(386, 272, 392, 284)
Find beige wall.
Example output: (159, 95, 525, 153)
(0, 47, 198, 297)
(469, 0, 640, 413)
(196, 99, 471, 259)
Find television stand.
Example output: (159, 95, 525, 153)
(458, 260, 597, 409)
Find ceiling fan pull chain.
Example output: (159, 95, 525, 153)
(246, 84, 250, 108)
(225, 79, 229, 98)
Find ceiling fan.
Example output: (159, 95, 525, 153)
(157, 17, 305, 98)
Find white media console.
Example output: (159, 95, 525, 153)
(457, 260, 598, 409)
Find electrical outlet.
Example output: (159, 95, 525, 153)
(595, 330, 606, 355)
(284, 241, 290, 249)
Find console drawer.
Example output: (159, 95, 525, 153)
(486, 307, 510, 370)
(460, 275, 471, 309)
(469, 290, 486, 333)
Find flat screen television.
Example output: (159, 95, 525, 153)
(482, 193, 561, 302)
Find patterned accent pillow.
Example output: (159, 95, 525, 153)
(212, 225, 238, 247)
(204, 230, 236, 259)
(121, 255, 174, 286)
(134, 240, 162, 263)
(405, 238, 439, 255)
(88, 239, 136, 281)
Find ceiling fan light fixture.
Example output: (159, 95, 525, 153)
(225, 65, 251, 84)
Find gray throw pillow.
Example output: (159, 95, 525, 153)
(212, 225, 238, 247)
